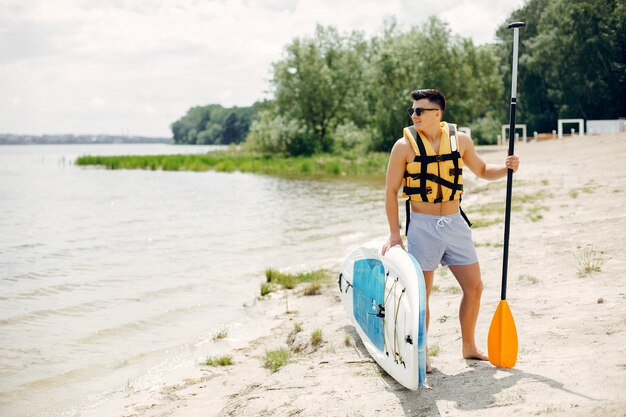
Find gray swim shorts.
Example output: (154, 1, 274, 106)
(407, 212, 479, 271)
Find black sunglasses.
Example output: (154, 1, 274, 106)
(407, 107, 439, 117)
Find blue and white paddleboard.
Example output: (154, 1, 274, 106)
(338, 242, 426, 390)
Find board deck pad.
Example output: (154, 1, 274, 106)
(352, 258, 386, 351)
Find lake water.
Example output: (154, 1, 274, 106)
(0, 144, 388, 416)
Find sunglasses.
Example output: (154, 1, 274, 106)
(407, 107, 439, 117)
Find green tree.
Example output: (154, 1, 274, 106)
(497, 0, 625, 133)
(170, 103, 259, 145)
(271, 25, 368, 154)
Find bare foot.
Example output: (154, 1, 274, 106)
(463, 348, 489, 361)
(426, 356, 433, 373)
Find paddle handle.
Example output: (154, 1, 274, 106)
(501, 22, 525, 301)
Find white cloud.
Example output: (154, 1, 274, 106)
(0, 0, 525, 136)
(89, 97, 107, 109)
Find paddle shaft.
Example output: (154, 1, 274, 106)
(501, 22, 525, 301)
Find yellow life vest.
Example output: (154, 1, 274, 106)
(402, 122, 464, 203)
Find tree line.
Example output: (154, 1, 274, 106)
(171, 103, 262, 145)
(172, 0, 624, 154)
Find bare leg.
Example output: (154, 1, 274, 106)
(423, 270, 435, 373)
(448, 263, 489, 361)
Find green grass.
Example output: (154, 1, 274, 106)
(576, 246, 604, 277)
(265, 268, 331, 289)
(212, 329, 228, 341)
(512, 190, 554, 204)
(445, 286, 462, 295)
(202, 355, 233, 367)
(470, 217, 501, 228)
(260, 282, 273, 296)
(310, 329, 323, 347)
(428, 345, 441, 357)
(303, 282, 321, 296)
(75, 151, 390, 178)
(471, 181, 507, 194)
(262, 348, 291, 373)
(293, 322, 302, 333)
(475, 241, 503, 248)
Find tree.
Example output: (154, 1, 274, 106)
(170, 103, 259, 145)
(271, 25, 369, 154)
(221, 112, 240, 144)
(496, 0, 625, 133)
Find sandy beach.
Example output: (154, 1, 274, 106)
(117, 133, 626, 417)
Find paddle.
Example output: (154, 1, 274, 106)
(488, 21, 525, 368)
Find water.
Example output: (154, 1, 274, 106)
(0, 144, 388, 416)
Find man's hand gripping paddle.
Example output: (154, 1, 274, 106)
(488, 21, 525, 368)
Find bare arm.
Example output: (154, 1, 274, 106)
(459, 133, 519, 180)
(382, 139, 408, 255)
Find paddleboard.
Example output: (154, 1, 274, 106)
(338, 242, 426, 390)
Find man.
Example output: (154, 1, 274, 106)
(382, 89, 519, 373)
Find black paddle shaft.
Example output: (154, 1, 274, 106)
(501, 22, 525, 301)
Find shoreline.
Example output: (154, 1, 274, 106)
(75, 134, 626, 416)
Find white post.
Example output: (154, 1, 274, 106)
(501, 124, 527, 143)
(558, 119, 585, 138)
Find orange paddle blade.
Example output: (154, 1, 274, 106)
(488, 300, 518, 368)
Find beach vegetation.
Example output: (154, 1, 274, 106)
(212, 329, 228, 341)
(260, 282, 273, 296)
(265, 268, 332, 289)
(471, 181, 507, 194)
(470, 217, 501, 228)
(202, 355, 233, 367)
(431, 285, 440, 293)
(527, 205, 548, 222)
(262, 348, 291, 373)
(576, 246, 605, 277)
(445, 286, 462, 295)
(519, 274, 540, 284)
(438, 315, 449, 323)
(293, 322, 302, 333)
(303, 282, 322, 296)
(76, 151, 389, 178)
(475, 241, 503, 248)
(569, 190, 579, 199)
(512, 190, 553, 204)
(344, 334, 352, 347)
(428, 345, 441, 357)
(310, 329, 323, 347)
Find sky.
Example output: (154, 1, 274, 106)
(0, 0, 526, 137)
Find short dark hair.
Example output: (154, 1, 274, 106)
(410, 89, 446, 115)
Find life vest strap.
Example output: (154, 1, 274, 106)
(412, 151, 461, 164)
(404, 173, 464, 192)
(449, 124, 461, 201)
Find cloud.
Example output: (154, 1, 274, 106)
(0, 0, 524, 136)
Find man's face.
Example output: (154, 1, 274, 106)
(410, 99, 442, 129)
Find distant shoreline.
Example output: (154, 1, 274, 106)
(0, 134, 173, 145)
